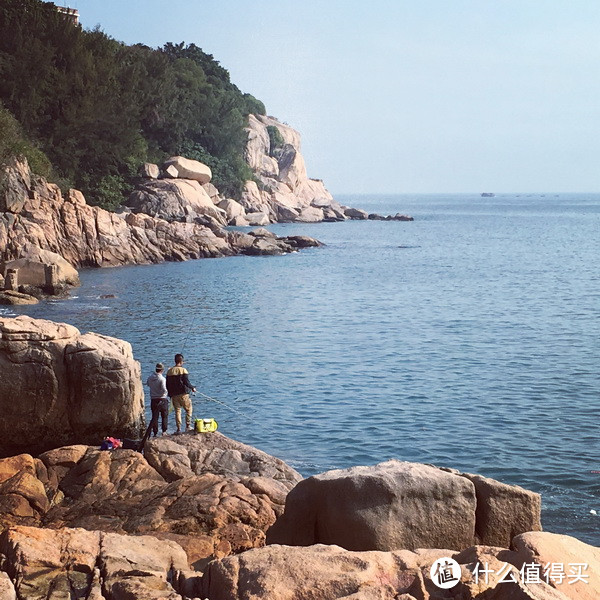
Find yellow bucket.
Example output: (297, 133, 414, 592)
(195, 418, 218, 433)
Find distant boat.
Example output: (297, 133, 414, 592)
(481, 192, 495, 197)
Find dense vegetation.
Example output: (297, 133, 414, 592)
(0, 0, 265, 208)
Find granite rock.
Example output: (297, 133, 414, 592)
(0, 316, 144, 457)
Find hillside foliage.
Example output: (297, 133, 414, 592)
(0, 0, 265, 208)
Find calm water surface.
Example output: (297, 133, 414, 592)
(9, 193, 600, 544)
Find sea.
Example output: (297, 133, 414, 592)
(6, 193, 599, 545)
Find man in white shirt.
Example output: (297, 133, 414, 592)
(146, 363, 169, 436)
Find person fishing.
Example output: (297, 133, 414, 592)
(166, 353, 196, 434)
(146, 362, 169, 436)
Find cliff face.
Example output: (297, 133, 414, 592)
(241, 114, 347, 223)
(0, 159, 320, 272)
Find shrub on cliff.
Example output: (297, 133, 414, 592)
(0, 0, 266, 209)
(0, 104, 52, 181)
(267, 125, 285, 157)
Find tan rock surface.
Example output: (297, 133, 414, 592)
(129, 178, 227, 224)
(243, 115, 337, 223)
(0, 160, 320, 271)
(0, 290, 38, 304)
(217, 197, 247, 223)
(2, 246, 80, 288)
(0, 526, 583, 600)
(0, 433, 301, 569)
(0, 526, 187, 600)
(163, 156, 212, 184)
(242, 115, 394, 224)
(268, 460, 541, 554)
(462, 471, 542, 547)
(512, 531, 600, 600)
(201, 542, 574, 600)
(0, 316, 144, 457)
(268, 460, 477, 552)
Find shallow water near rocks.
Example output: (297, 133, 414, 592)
(10, 193, 600, 545)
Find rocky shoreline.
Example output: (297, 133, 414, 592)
(0, 112, 414, 305)
(0, 315, 597, 599)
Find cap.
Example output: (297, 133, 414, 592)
(155, 363, 164, 370)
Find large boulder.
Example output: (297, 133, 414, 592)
(162, 156, 212, 184)
(245, 211, 271, 226)
(268, 460, 477, 551)
(140, 162, 160, 179)
(344, 207, 369, 220)
(268, 460, 542, 552)
(0, 316, 144, 457)
(128, 179, 226, 225)
(462, 472, 542, 547)
(217, 198, 247, 223)
(296, 206, 324, 223)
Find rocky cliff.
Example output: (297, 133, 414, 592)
(238, 114, 413, 224)
(0, 159, 320, 276)
(127, 117, 413, 228)
(240, 114, 343, 224)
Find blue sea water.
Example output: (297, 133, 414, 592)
(7, 193, 600, 544)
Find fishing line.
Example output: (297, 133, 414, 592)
(194, 391, 247, 417)
(180, 309, 199, 354)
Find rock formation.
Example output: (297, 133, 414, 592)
(0, 432, 301, 568)
(163, 156, 213, 184)
(128, 123, 414, 228)
(0, 316, 144, 457)
(267, 460, 541, 551)
(0, 433, 596, 598)
(201, 536, 597, 600)
(0, 159, 321, 273)
(0, 527, 595, 600)
(129, 178, 227, 226)
(241, 115, 347, 224)
(241, 114, 414, 224)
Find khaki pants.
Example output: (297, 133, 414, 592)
(172, 394, 192, 430)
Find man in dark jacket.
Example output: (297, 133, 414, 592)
(166, 353, 196, 433)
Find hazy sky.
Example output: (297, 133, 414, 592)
(74, 0, 600, 193)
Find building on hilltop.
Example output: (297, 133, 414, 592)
(50, 3, 79, 25)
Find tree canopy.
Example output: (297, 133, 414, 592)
(0, 0, 265, 208)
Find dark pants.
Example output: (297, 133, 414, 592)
(150, 397, 169, 435)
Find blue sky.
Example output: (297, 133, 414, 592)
(73, 1, 600, 193)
